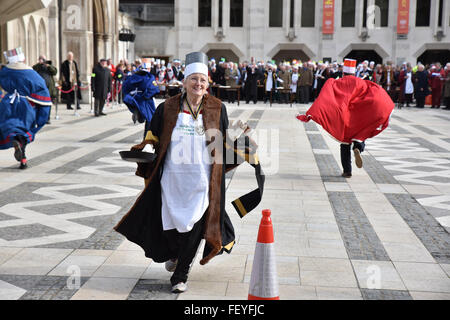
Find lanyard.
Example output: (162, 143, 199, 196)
(185, 97, 204, 121)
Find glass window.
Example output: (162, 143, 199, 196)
(290, 0, 295, 28)
(416, 0, 431, 26)
(301, 0, 315, 27)
(269, 0, 283, 27)
(219, 0, 223, 28)
(342, 0, 356, 27)
(198, 0, 212, 27)
(438, 0, 443, 27)
(364, 0, 389, 27)
(230, 0, 243, 27)
(363, 0, 368, 28)
(375, 0, 389, 27)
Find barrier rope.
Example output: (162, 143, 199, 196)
(57, 84, 90, 94)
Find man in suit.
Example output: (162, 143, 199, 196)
(264, 64, 277, 104)
(91, 59, 112, 117)
(298, 62, 314, 104)
(244, 63, 259, 104)
(60, 52, 81, 110)
(277, 64, 292, 104)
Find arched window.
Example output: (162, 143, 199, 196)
(38, 19, 47, 59)
(16, 18, 26, 53)
(28, 17, 38, 65)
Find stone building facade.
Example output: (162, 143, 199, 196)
(1, 0, 449, 97)
(0, 0, 133, 102)
(120, 0, 450, 65)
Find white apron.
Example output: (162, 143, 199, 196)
(291, 73, 299, 93)
(161, 112, 211, 233)
(266, 72, 273, 92)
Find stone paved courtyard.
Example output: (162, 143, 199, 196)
(0, 99, 449, 300)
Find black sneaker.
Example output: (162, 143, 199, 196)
(12, 139, 24, 162)
(342, 172, 352, 178)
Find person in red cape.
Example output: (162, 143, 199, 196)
(296, 59, 395, 178)
(429, 63, 445, 109)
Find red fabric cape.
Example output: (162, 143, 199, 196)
(297, 76, 394, 144)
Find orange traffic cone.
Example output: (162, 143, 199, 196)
(248, 209, 280, 300)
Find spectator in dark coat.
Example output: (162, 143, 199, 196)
(244, 64, 259, 104)
(414, 64, 430, 109)
(33, 55, 57, 124)
(91, 59, 112, 117)
(60, 52, 82, 110)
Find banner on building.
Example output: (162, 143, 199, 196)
(397, 0, 410, 34)
(322, 0, 335, 34)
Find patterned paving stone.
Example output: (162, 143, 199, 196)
(0, 275, 89, 300)
(388, 124, 411, 134)
(385, 194, 450, 264)
(314, 154, 346, 182)
(31, 202, 94, 216)
(0, 224, 65, 241)
(361, 289, 413, 300)
(49, 148, 118, 174)
(249, 110, 265, 120)
(127, 279, 177, 300)
(1, 147, 78, 172)
(118, 131, 144, 144)
(411, 125, 441, 136)
(304, 122, 319, 132)
(81, 128, 123, 143)
(413, 137, 448, 153)
(228, 109, 245, 119)
(307, 134, 329, 150)
(328, 192, 390, 261)
(364, 154, 399, 185)
(0, 182, 56, 205)
(391, 115, 411, 123)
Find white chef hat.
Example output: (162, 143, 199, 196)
(184, 52, 209, 79)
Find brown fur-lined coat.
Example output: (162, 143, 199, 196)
(114, 93, 235, 265)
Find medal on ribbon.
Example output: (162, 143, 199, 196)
(186, 97, 205, 136)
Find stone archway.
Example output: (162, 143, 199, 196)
(414, 43, 450, 66)
(27, 16, 37, 65)
(200, 43, 244, 63)
(344, 50, 383, 65)
(339, 43, 389, 63)
(38, 18, 47, 58)
(206, 49, 240, 63)
(266, 43, 316, 63)
(93, 0, 109, 64)
(272, 50, 310, 64)
(16, 18, 26, 55)
(417, 50, 450, 66)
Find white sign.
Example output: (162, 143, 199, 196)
(66, 5, 81, 30)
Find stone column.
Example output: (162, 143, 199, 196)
(48, 2, 60, 73)
(222, 0, 229, 36)
(247, 0, 265, 61)
(175, 0, 194, 59)
(60, 0, 93, 103)
(103, 34, 111, 60)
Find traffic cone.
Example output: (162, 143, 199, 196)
(248, 209, 280, 300)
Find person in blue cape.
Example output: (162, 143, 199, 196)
(0, 47, 52, 169)
(122, 58, 160, 138)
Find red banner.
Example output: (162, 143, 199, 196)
(322, 0, 335, 34)
(397, 0, 410, 34)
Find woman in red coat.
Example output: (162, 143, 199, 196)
(429, 64, 445, 108)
